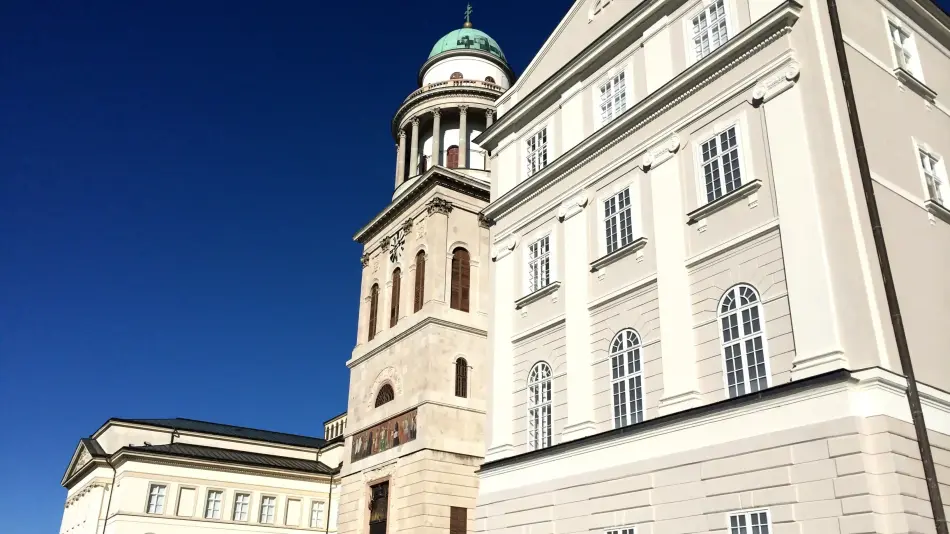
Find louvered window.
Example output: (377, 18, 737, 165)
(455, 358, 468, 398)
(414, 251, 426, 312)
(390, 268, 401, 327)
(368, 284, 380, 341)
(450, 248, 471, 312)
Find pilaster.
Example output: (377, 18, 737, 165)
(486, 233, 518, 461)
(426, 198, 453, 306)
(558, 193, 597, 440)
(649, 152, 702, 415)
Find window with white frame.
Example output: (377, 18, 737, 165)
(920, 148, 947, 205)
(610, 329, 644, 428)
(233, 493, 250, 521)
(691, 0, 729, 60)
(527, 235, 551, 293)
(606, 527, 636, 534)
(527, 361, 553, 451)
(728, 509, 772, 534)
(719, 285, 769, 398)
(604, 188, 634, 254)
(310, 501, 326, 528)
(888, 19, 921, 77)
(259, 496, 276, 524)
(146, 484, 166, 514)
(205, 490, 223, 519)
(600, 71, 628, 124)
(701, 126, 743, 203)
(525, 127, 549, 177)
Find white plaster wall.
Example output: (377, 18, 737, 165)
(422, 56, 510, 88)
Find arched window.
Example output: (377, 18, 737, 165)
(446, 145, 460, 169)
(390, 268, 401, 327)
(450, 248, 470, 312)
(450, 72, 463, 80)
(375, 384, 394, 407)
(455, 357, 468, 398)
(610, 329, 643, 428)
(527, 362, 552, 450)
(368, 284, 380, 341)
(719, 284, 770, 398)
(485, 76, 496, 84)
(414, 251, 426, 312)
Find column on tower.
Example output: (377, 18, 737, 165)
(458, 105, 469, 169)
(431, 108, 441, 168)
(409, 117, 420, 177)
(395, 129, 407, 188)
(486, 108, 495, 128)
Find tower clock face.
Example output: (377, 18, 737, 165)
(389, 229, 406, 263)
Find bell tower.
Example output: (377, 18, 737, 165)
(337, 9, 513, 534)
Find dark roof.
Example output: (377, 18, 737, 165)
(125, 442, 336, 475)
(112, 418, 325, 449)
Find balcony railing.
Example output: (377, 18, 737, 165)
(403, 79, 505, 104)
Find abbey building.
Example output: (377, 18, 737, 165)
(62, 1, 950, 534)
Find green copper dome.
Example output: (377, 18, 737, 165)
(428, 28, 507, 62)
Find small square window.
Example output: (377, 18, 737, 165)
(260, 496, 276, 524)
(728, 509, 772, 534)
(526, 128, 549, 178)
(919, 148, 948, 206)
(700, 126, 743, 203)
(233, 493, 250, 521)
(692, 0, 730, 60)
(606, 527, 636, 534)
(204, 490, 223, 519)
(146, 484, 166, 515)
(527, 235, 552, 293)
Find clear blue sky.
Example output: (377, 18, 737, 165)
(0, 1, 570, 532)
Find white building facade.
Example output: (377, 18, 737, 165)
(475, 0, 950, 533)
(60, 418, 344, 534)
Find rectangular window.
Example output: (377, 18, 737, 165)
(259, 496, 276, 524)
(600, 71, 628, 124)
(692, 0, 729, 60)
(310, 501, 326, 528)
(888, 20, 920, 76)
(701, 126, 742, 203)
(728, 510, 772, 534)
(604, 189, 634, 254)
(527, 235, 551, 293)
(525, 128, 549, 177)
(147, 484, 166, 514)
(920, 148, 947, 205)
(204, 490, 222, 519)
(606, 528, 636, 534)
(233, 493, 250, 521)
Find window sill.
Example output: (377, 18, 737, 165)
(894, 67, 937, 102)
(687, 179, 763, 225)
(590, 237, 648, 272)
(926, 199, 950, 224)
(515, 281, 561, 309)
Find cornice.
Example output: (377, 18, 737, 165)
(347, 316, 488, 368)
(392, 85, 502, 140)
(111, 449, 336, 482)
(417, 48, 516, 87)
(482, 1, 802, 223)
(353, 167, 490, 245)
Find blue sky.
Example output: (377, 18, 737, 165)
(0, 1, 570, 531)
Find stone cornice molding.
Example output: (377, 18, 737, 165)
(752, 61, 801, 105)
(393, 86, 502, 139)
(641, 134, 681, 170)
(491, 234, 520, 261)
(110, 450, 333, 483)
(347, 316, 488, 368)
(482, 2, 802, 223)
(557, 192, 589, 221)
